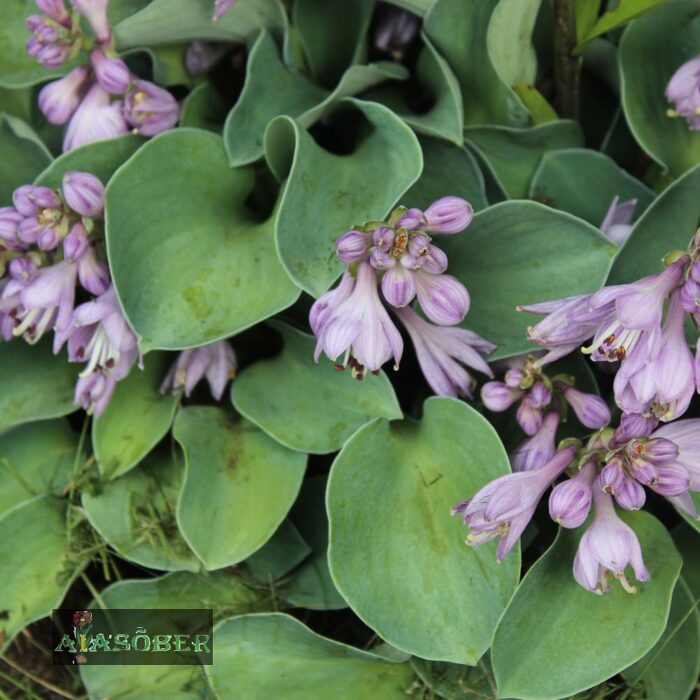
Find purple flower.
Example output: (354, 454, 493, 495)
(71, 0, 111, 43)
(562, 385, 611, 429)
(313, 261, 403, 376)
(481, 381, 523, 411)
(414, 271, 469, 325)
(549, 459, 596, 528)
(161, 340, 237, 401)
(516, 396, 544, 436)
(381, 264, 416, 307)
(393, 305, 494, 398)
(336, 230, 371, 264)
(599, 196, 637, 246)
(74, 369, 119, 417)
(0, 208, 25, 249)
(400, 197, 473, 234)
(452, 446, 576, 561)
(26, 9, 77, 68)
(91, 48, 131, 95)
(614, 412, 658, 442)
(213, 0, 237, 20)
(510, 409, 560, 472)
(374, 5, 420, 56)
(38, 65, 90, 125)
(61, 222, 110, 295)
(652, 419, 700, 492)
(573, 488, 650, 594)
(37, 0, 72, 26)
(14, 261, 77, 346)
(665, 55, 700, 130)
(123, 80, 179, 136)
(310, 269, 355, 339)
(185, 41, 230, 76)
(63, 83, 128, 152)
(62, 171, 105, 218)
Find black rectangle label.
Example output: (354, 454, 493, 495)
(52, 609, 213, 665)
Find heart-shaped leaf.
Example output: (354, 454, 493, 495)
(327, 397, 519, 663)
(105, 128, 300, 350)
(440, 201, 617, 360)
(92, 352, 180, 479)
(619, 0, 700, 177)
(492, 511, 682, 699)
(264, 99, 423, 296)
(174, 406, 307, 570)
(205, 613, 415, 699)
(232, 322, 401, 454)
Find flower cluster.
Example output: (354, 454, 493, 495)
(522, 233, 700, 432)
(665, 54, 700, 131)
(310, 197, 495, 397)
(481, 355, 610, 472)
(28, 0, 179, 152)
(0, 172, 139, 415)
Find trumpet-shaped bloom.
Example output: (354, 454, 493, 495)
(510, 410, 560, 472)
(123, 80, 179, 136)
(38, 65, 90, 124)
(549, 459, 596, 528)
(63, 83, 128, 152)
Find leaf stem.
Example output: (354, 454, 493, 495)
(553, 0, 581, 118)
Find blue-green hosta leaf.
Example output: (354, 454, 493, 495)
(174, 406, 307, 570)
(205, 613, 415, 699)
(619, 0, 700, 177)
(82, 448, 200, 572)
(245, 518, 311, 584)
(424, 0, 529, 126)
(327, 397, 519, 663)
(0, 496, 77, 652)
(92, 352, 180, 479)
(492, 511, 682, 699)
(232, 322, 401, 454)
(0, 114, 51, 203)
(440, 201, 617, 360)
(105, 128, 300, 351)
(530, 148, 654, 227)
(464, 121, 584, 199)
(607, 164, 700, 285)
(114, 0, 287, 48)
(264, 99, 423, 297)
(0, 419, 76, 519)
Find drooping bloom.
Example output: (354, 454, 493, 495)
(313, 261, 403, 376)
(63, 83, 128, 152)
(161, 340, 237, 401)
(510, 409, 560, 472)
(599, 196, 637, 246)
(561, 385, 611, 429)
(393, 305, 494, 398)
(213, 0, 237, 21)
(38, 64, 90, 124)
(573, 487, 650, 594)
(90, 48, 131, 95)
(452, 446, 576, 561)
(71, 0, 111, 43)
(123, 80, 180, 136)
(549, 459, 596, 528)
(665, 55, 700, 130)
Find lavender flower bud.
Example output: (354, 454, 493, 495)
(529, 381, 551, 408)
(381, 265, 416, 308)
(614, 412, 658, 442)
(614, 476, 646, 511)
(414, 271, 470, 325)
(549, 460, 596, 528)
(335, 230, 370, 263)
(563, 386, 611, 429)
(91, 48, 131, 95)
(38, 226, 60, 251)
(71, 0, 111, 43)
(517, 398, 543, 436)
(213, 0, 237, 20)
(62, 171, 105, 218)
(38, 65, 90, 125)
(9, 257, 37, 280)
(597, 457, 625, 494)
(123, 79, 179, 136)
(374, 6, 420, 55)
(665, 55, 700, 130)
(650, 464, 690, 496)
(370, 247, 395, 270)
(421, 196, 473, 234)
(0, 207, 24, 246)
(691, 259, 700, 282)
(37, 0, 72, 26)
(63, 222, 89, 262)
(398, 208, 424, 231)
(420, 245, 448, 274)
(630, 458, 658, 486)
(510, 410, 559, 472)
(680, 277, 700, 313)
(373, 226, 394, 251)
(481, 381, 522, 412)
(504, 368, 524, 388)
(628, 437, 679, 465)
